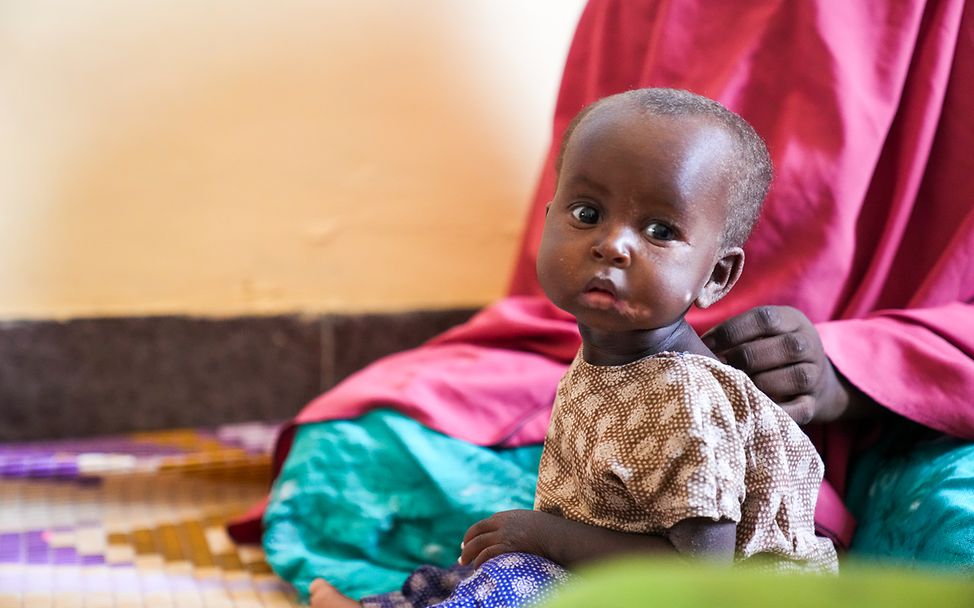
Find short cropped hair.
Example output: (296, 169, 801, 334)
(556, 88, 772, 248)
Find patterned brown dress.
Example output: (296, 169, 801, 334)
(534, 350, 838, 572)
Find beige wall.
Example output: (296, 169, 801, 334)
(0, 0, 585, 319)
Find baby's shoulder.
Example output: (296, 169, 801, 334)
(663, 353, 771, 398)
(644, 352, 749, 395)
(646, 353, 787, 429)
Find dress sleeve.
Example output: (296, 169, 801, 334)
(620, 367, 747, 531)
(818, 302, 974, 440)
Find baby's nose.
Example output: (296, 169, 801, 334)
(592, 227, 633, 267)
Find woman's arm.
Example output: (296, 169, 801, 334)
(458, 509, 736, 568)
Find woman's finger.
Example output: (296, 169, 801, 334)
(702, 306, 802, 352)
(749, 362, 821, 404)
(776, 394, 817, 426)
(719, 332, 816, 373)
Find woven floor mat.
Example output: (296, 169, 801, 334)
(0, 423, 302, 607)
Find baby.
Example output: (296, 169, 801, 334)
(312, 88, 837, 608)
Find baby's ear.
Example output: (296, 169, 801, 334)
(695, 247, 744, 309)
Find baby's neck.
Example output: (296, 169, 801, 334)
(579, 318, 714, 366)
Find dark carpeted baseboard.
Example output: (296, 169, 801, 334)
(0, 308, 478, 441)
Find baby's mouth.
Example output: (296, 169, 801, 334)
(582, 277, 620, 309)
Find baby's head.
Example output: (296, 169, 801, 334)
(537, 88, 772, 333)
(557, 88, 771, 249)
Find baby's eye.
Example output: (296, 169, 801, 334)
(571, 205, 600, 224)
(644, 222, 676, 241)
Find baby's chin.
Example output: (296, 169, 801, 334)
(571, 307, 657, 334)
(547, 292, 662, 333)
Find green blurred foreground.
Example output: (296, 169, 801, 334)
(541, 558, 974, 608)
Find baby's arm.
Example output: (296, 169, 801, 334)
(459, 509, 736, 568)
(667, 517, 737, 563)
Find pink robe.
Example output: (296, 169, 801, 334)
(229, 0, 974, 548)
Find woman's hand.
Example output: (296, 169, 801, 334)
(701, 305, 852, 424)
(459, 509, 555, 568)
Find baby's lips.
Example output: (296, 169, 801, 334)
(584, 276, 619, 296)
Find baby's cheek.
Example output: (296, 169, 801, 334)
(615, 300, 653, 322)
(537, 252, 571, 298)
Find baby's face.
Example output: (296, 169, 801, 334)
(537, 104, 735, 333)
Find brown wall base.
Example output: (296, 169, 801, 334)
(0, 309, 477, 442)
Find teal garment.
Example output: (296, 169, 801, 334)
(846, 425, 974, 571)
(262, 409, 543, 601)
(539, 558, 974, 608)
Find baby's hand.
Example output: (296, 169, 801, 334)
(459, 509, 555, 568)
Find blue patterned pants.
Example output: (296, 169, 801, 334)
(360, 553, 568, 608)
